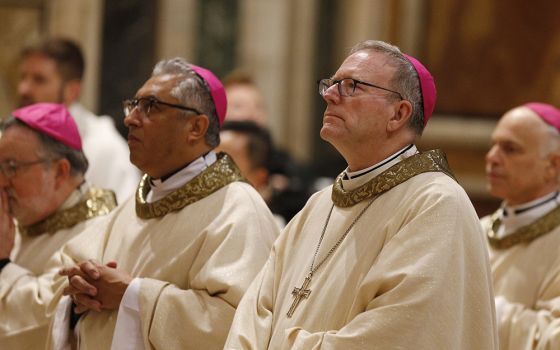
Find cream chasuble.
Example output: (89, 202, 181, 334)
(47, 153, 279, 350)
(0, 187, 117, 349)
(482, 193, 560, 349)
(225, 149, 498, 350)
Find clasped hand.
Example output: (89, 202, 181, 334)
(59, 259, 133, 314)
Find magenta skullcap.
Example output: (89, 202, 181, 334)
(403, 54, 436, 126)
(11, 103, 82, 150)
(190, 64, 227, 126)
(523, 102, 560, 131)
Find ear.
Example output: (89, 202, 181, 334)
(53, 158, 72, 189)
(62, 80, 81, 105)
(386, 100, 413, 133)
(546, 152, 560, 182)
(186, 114, 210, 144)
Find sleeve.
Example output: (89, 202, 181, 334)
(224, 251, 277, 349)
(138, 195, 279, 350)
(0, 254, 62, 339)
(497, 271, 560, 349)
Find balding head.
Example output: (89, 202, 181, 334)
(486, 105, 560, 205)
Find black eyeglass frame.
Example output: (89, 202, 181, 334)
(317, 78, 404, 100)
(123, 96, 202, 117)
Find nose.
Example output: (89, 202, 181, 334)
(485, 145, 500, 166)
(322, 83, 341, 104)
(124, 108, 142, 128)
(17, 77, 31, 96)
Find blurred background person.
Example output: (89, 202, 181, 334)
(17, 37, 139, 203)
(0, 103, 117, 349)
(217, 120, 286, 227)
(223, 70, 313, 223)
(483, 102, 560, 349)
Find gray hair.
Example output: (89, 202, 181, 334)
(152, 58, 220, 147)
(540, 123, 560, 157)
(350, 40, 425, 135)
(0, 116, 89, 176)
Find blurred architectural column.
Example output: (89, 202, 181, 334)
(47, 0, 103, 113)
(237, 0, 318, 162)
(155, 0, 198, 62)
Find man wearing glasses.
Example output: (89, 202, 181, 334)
(47, 59, 279, 350)
(225, 40, 497, 349)
(0, 103, 117, 349)
(18, 38, 139, 203)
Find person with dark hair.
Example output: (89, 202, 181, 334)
(18, 37, 139, 202)
(0, 103, 117, 349)
(483, 103, 560, 349)
(225, 40, 497, 349)
(46, 59, 279, 350)
(217, 120, 287, 227)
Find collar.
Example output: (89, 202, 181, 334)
(495, 191, 560, 239)
(147, 152, 217, 203)
(342, 144, 418, 191)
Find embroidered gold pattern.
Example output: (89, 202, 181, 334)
(135, 153, 245, 219)
(19, 188, 117, 236)
(332, 149, 455, 207)
(486, 205, 560, 249)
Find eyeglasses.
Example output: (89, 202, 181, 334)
(122, 97, 202, 117)
(0, 159, 50, 179)
(317, 78, 403, 100)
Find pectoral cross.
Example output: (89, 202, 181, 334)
(286, 274, 312, 318)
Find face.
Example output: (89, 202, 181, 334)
(225, 84, 267, 126)
(320, 50, 400, 156)
(18, 54, 66, 107)
(486, 107, 558, 205)
(0, 126, 58, 225)
(217, 130, 253, 179)
(124, 74, 195, 178)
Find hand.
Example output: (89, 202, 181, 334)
(0, 189, 15, 259)
(60, 260, 130, 312)
(88, 263, 133, 311)
(60, 261, 102, 313)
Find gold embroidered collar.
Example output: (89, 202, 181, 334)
(332, 149, 455, 207)
(486, 205, 560, 249)
(19, 187, 117, 236)
(135, 152, 245, 219)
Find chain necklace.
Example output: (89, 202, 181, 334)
(286, 196, 377, 317)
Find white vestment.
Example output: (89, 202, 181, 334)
(0, 186, 116, 349)
(225, 149, 498, 349)
(47, 153, 279, 350)
(69, 103, 140, 202)
(482, 192, 560, 349)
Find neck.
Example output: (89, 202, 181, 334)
(345, 142, 413, 172)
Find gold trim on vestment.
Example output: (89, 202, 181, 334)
(332, 149, 455, 207)
(135, 152, 245, 219)
(19, 187, 117, 236)
(486, 205, 560, 249)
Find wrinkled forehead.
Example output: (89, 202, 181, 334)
(0, 125, 42, 159)
(336, 50, 397, 81)
(494, 107, 552, 143)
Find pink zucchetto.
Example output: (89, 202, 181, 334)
(190, 64, 227, 127)
(403, 54, 436, 126)
(11, 103, 82, 150)
(523, 102, 560, 131)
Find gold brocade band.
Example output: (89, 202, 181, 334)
(486, 205, 560, 249)
(331, 149, 455, 208)
(135, 152, 246, 219)
(19, 187, 117, 236)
